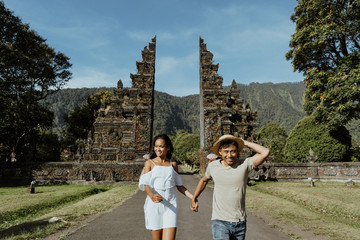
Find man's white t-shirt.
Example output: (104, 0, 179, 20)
(205, 157, 254, 222)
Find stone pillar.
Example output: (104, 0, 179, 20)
(84, 36, 156, 163)
(199, 37, 257, 173)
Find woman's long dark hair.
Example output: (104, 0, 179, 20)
(150, 134, 174, 160)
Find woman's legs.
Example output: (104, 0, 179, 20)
(152, 229, 162, 240)
(162, 227, 176, 240)
(151, 227, 177, 240)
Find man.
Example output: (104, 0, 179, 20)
(191, 134, 270, 240)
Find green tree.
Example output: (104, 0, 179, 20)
(350, 140, 360, 162)
(36, 131, 61, 162)
(286, 0, 360, 129)
(256, 122, 288, 162)
(173, 130, 200, 165)
(284, 116, 351, 162)
(63, 90, 112, 154)
(0, 2, 72, 162)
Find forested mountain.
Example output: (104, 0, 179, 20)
(153, 91, 199, 137)
(44, 82, 359, 141)
(237, 82, 306, 133)
(44, 88, 109, 133)
(154, 82, 306, 135)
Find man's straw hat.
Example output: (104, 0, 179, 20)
(212, 134, 245, 157)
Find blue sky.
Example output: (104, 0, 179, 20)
(4, 0, 303, 97)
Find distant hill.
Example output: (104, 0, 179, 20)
(237, 82, 306, 133)
(44, 82, 359, 142)
(44, 87, 109, 133)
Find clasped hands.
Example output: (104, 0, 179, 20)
(191, 198, 199, 212)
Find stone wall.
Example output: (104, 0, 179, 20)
(199, 37, 257, 172)
(84, 37, 156, 162)
(1, 162, 359, 186)
(250, 162, 360, 182)
(0, 162, 143, 185)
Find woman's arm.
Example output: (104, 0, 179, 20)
(143, 159, 152, 174)
(172, 161, 194, 199)
(172, 161, 179, 172)
(143, 160, 163, 203)
(176, 185, 193, 199)
(144, 185, 163, 203)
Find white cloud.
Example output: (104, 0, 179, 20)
(66, 66, 131, 89)
(127, 31, 155, 42)
(157, 50, 197, 76)
(155, 52, 199, 96)
(157, 57, 181, 75)
(157, 32, 177, 41)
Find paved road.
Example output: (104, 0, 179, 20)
(64, 170, 290, 240)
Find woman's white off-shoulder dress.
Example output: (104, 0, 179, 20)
(138, 160, 183, 230)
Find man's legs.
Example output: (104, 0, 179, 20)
(211, 220, 246, 240)
(212, 220, 231, 240)
(231, 221, 246, 240)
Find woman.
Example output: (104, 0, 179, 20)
(139, 134, 193, 240)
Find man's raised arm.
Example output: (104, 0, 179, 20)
(243, 140, 270, 167)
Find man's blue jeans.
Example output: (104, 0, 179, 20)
(211, 219, 246, 240)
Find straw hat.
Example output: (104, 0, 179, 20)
(212, 135, 245, 157)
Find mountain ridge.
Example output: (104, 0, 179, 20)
(44, 82, 359, 142)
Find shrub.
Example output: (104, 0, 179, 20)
(186, 149, 200, 166)
(173, 130, 200, 165)
(350, 141, 360, 162)
(284, 116, 351, 162)
(256, 122, 288, 162)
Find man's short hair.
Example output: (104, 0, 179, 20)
(219, 140, 239, 151)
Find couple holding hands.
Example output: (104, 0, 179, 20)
(139, 134, 269, 240)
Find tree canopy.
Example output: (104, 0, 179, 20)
(62, 90, 112, 154)
(256, 122, 288, 162)
(286, 0, 360, 128)
(283, 115, 351, 162)
(0, 1, 72, 162)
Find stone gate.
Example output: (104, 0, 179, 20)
(84, 36, 156, 163)
(199, 37, 257, 172)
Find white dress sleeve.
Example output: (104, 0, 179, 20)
(174, 171, 183, 186)
(139, 171, 152, 191)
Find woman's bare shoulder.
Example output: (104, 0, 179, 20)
(144, 159, 154, 173)
(171, 160, 178, 172)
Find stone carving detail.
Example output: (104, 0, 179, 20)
(199, 37, 257, 171)
(84, 37, 156, 162)
(343, 170, 358, 176)
(278, 169, 291, 175)
(324, 169, 338, 176)
(294, 170, 308, 175)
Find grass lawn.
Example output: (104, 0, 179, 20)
(180, 166, 360, 239)
(0, 184, 138, 240)
(1, 175, 359, 240)
(246, 181, 360, 240)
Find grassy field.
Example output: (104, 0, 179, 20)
(1, 179, 359, 240)
(246, 181, 360, 240)
(0, 184, 138, 240)
(180, 165, 360, 239)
